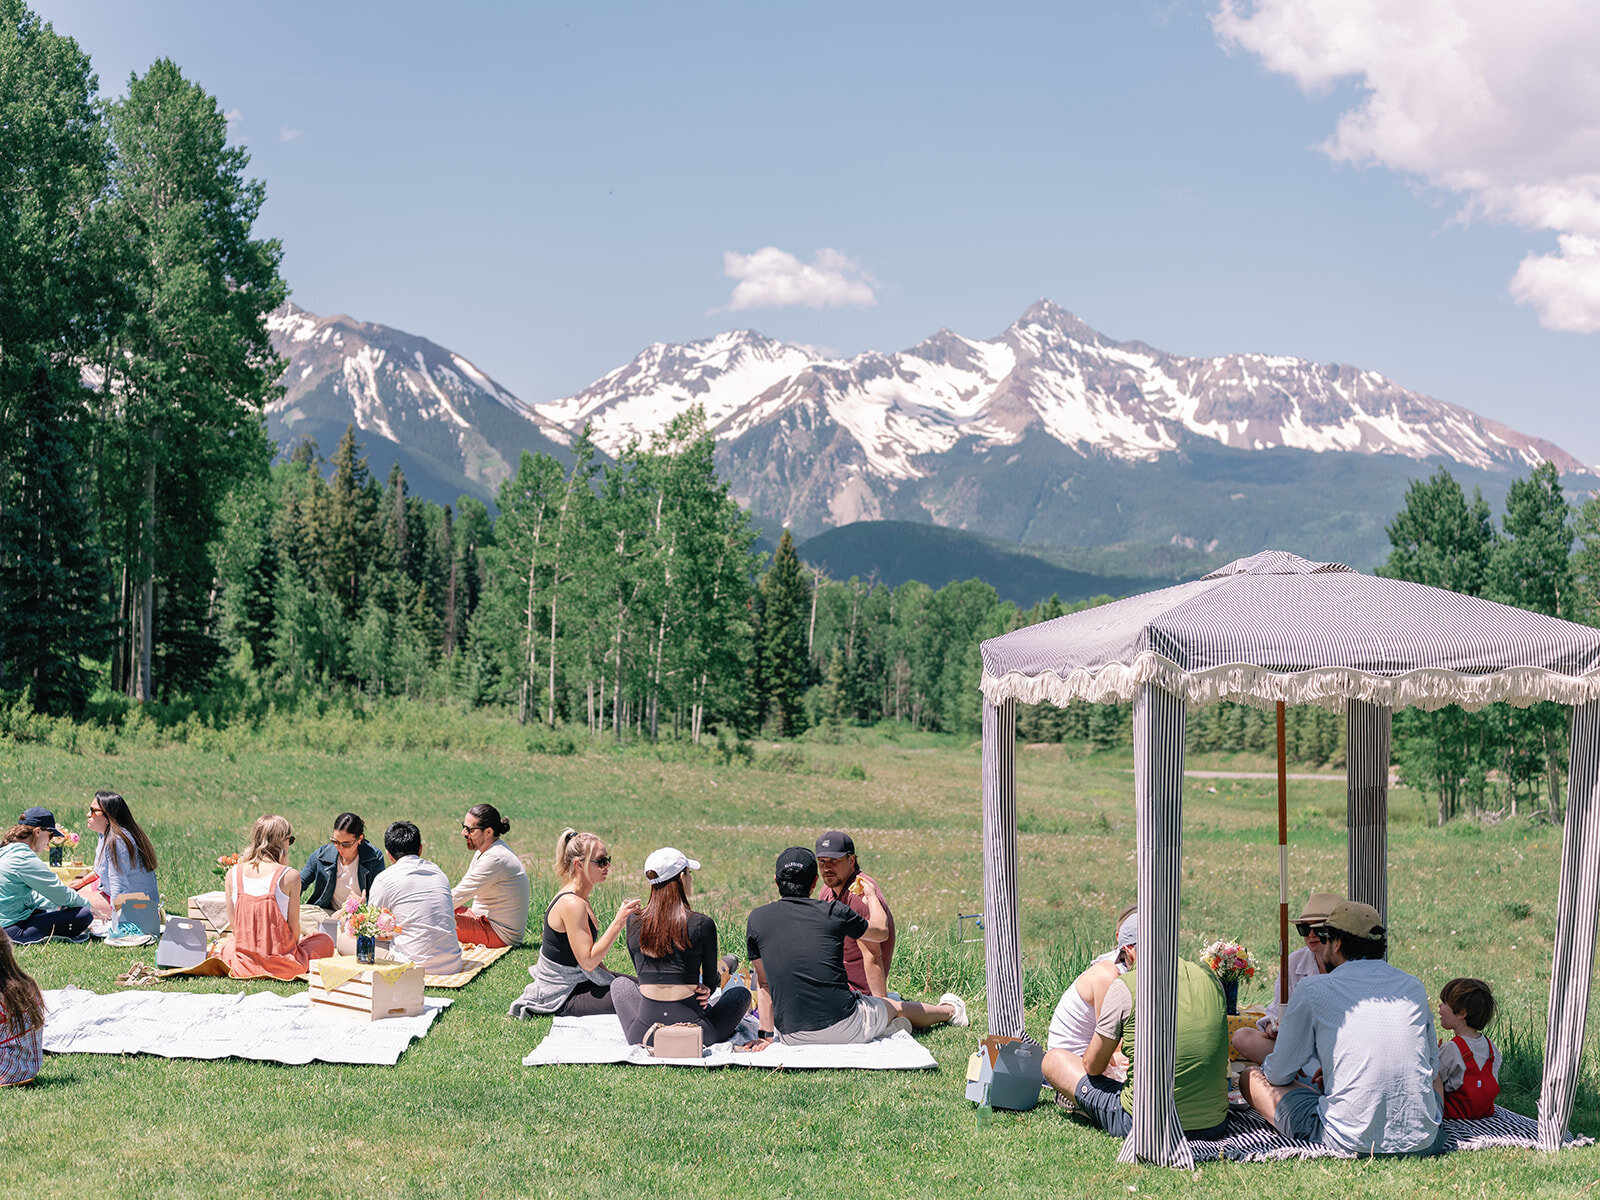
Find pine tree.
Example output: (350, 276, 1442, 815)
(102, 58, 285, 700)
(0, 365, 109, 713)
(759, 530, 810, 736)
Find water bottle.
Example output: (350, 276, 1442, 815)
(976, 1081, 993, 1128)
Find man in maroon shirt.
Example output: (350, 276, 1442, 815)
(815, 830, 896, 997)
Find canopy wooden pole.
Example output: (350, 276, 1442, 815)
(1277, 701, 1289, 1005)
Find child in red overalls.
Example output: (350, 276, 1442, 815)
(1437, 977, 1499, 1119)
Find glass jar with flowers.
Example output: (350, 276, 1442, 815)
(49, 828, 79, 868)
(1200, 939, 1259, 1014)
(338, 896, 401, 965)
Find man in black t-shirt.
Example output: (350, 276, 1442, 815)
(738, 847, 967, 1050)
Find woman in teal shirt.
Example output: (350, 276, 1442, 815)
(0, 823, 92, 944)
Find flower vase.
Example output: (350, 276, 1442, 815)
(49, 844, 63, 867)
(355, 934, 376, 965)
(1223, 978, 1239, 1015)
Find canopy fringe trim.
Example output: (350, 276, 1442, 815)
(980, 655, 1600, 712)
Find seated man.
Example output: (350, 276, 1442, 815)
(1240, 900, 1443, 1156)
(1043, 932, 1229, 1139)
(815, 830, 895, 996)
(366, 821, 465, 976)
(738, 847, 965, 1050)
(298, 812, 387, 936)
(1231, 891, 1339, 1065)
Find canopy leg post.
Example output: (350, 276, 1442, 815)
(1119, 683, 1192, 1169)
(1539, 700, 1600, 1151)
(980, 697, 1023, 1039)
(1346, 700, 1390, 922)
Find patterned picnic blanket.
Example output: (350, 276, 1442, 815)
(1183, 1105, 1591, 1162)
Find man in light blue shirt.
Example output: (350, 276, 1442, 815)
(1240, 900, 1443, 1155)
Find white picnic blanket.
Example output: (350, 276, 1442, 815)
(521, 1013, 938, 1070)
(42, 986, 450, 1066)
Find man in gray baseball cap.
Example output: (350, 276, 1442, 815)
(1240, 900, 1444, 1155)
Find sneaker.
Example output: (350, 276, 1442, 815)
(88, 918, 113, 940)
(939, 992, 970, 1028)
(886, 1016, 913, 1037)
(1053, 1089, 1079, 1115)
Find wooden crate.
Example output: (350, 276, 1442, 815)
(308, 959, 424, 1021)
(186, 893, 230, 937)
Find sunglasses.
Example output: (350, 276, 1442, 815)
(1294, 922, 1325, 939)
(589, 855, 612, 868)
(461, 823, 483, 832)
(331, 837, 360, 848)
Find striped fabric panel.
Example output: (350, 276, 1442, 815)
(1117, 683, 1193, 1169)
(1346, 700, 1390, 921)
(980, 698, 1024, 1039)
(1540, 700, 1600, 1151)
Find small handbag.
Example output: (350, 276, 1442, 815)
(644, 1021, 704, 1059)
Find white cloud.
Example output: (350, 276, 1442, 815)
(720, 247, 878, 311)
(1213, 0, 1600, 332)
(279, 127, 306, 142)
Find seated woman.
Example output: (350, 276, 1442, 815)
(215, 816, 334, 980)
(1045, 906, 1136, 1079)
(298, 812, 386, 935)
(510, 829, 639, 1018)
(0, 820, 92, 944)
(452, 803, 530, 947)
(610, 847, 751, 1047)
(0, 929, 45, 1086)
(1231, 891, 1338, 1065)
(81, 791, 160, 926)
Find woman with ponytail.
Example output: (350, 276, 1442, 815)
(609, 847, 750, 1046)
(509, 829, 639, 1017)
(452, 803, 530, 947)
(0, 929, 45, 1085)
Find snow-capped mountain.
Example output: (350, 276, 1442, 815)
(549, 299, 1582, 478)
(266, 303, 571, 506)
(262, 299, 1590, 569)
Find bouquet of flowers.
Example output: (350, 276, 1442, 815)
(213, 853, 240, 877)
(1200, 939, 1258, 984)
(338, 895, 401, 939)
(50, 828, 80, 851)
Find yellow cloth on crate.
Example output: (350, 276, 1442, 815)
(312, 955, 418, 993)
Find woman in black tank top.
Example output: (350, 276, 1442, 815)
(535, 828, 640, 1016)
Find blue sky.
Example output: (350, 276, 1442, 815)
(36, 1, 1600, 466)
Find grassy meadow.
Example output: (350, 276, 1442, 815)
(2, 712, 1597, 1198)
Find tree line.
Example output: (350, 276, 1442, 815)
(0, 3, 283, 713)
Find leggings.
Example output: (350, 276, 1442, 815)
(556, 974, 638, 1018)
(5, 905, 92, 945)
(610, 976, 752, 1046)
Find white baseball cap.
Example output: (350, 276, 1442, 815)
(642, 847, 700, 885)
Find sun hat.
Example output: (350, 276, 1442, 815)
(1322, 900, 1385, 940)
(19, 807, 60, 835)
(815, 830, 855, 859)
(642, 847, 700, 885)
(1297, 892, 1342, 923)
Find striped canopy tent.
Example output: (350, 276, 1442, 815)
(977, 550, 1600, 1168)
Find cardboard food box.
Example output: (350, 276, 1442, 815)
(308, 958, 424, 1021)
(964, 1035, 1046, 1111)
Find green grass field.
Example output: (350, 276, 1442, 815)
(2, 720, 1597, 1198)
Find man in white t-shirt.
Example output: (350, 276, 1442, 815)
(367, 821, 464, 975)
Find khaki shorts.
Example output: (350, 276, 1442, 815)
(779, 995, 892, 1046)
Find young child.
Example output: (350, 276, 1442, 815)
(0, 928, 46, 1086)
(1437, 976, 1499, 1119)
